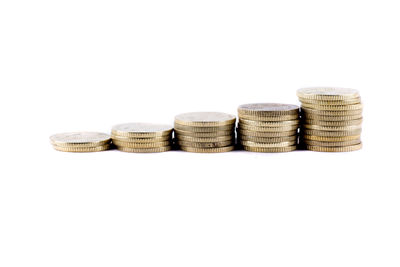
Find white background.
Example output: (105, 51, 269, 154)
(0, 0, 399, 266)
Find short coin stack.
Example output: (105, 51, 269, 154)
(174, 112, 236, 153)
(237, 103, 300, 152)
(111, 123, 173, 153)
(297, 87, 363, 152)
(50, 132, 111, 152)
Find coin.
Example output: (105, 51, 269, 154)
(174, 129, 233, 137)
(297, 87, 360, 100)
(298, 97, 361, 105)
(301, 134, 361, 141)
(177, 140, 233, 148)
(305, 143, 362, 152)
(240, 141, 297, 147)
(238, 103, 299, 116)
(238, 135, 297, 143)
(179, 146, 235, 153)
(302, 124, 362, 131)
(300, 113, 362, 121)
(176, 135, 234, 142)
(300, 103, 363, 111)
(174, 112, 236, 126)
(239, 119, 299, 127)
(52, 144, 111, 152)
(301, 129, 362, 136)
(113, 140, 171, 148)
(111, 123, 173, 137)
(238, 123, 299, 132)
(238, 129, 297, 137)
(174, 123, 235, 132)
(242, 146, 297, 152)
(116, 146, 172, 153)
(238, 114, 299, 121)
(303, 118, 363, 126)
(301, 107, 363, 116)
(111, 135, 171, 143)
(301, 139, 361, 147)
(50, 132, 111, 147)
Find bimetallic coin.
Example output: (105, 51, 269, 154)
(174, 123, 235, 132)
(243, 145, 297, 153)
(303, 118, 363, 127)
(111, 123, 173, 137)
(239, 119, 299, 127)
(238, 103, 299, 116)
(112, 140, 171, 148)
(299, 97, 361, 105)
(52, 144, 111, 152)
(305, 143, 362, 152)
(174, 112, 236, 126)
(116, 146, 171, 153)
(177, 140, 233, 148)
(180, 146, 235, 153)
(302, 124, 362, 131)
(301, 103, 363, 111)
(174, 129, 233, 137)
(176, 135, 234, 142)
(301, 134, 361, 142)
(50, 132, 111, 147)
(301, 129, 362, 136)
(300, 113, 363, 121)
(301, 139, 361, 147)
(111, 135, 171, 142)
(297, 87, 360, 100)
(301, 107, 362, 116)
(238, 129, 297, 137)
(240, 141, 297, 148)
(238, 135, 297, 143)
(238, 123, 299, 132)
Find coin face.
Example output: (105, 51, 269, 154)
(238, 103, 299, 115)
(112, 123, 173, 137)
(50, 132, 111, 147)
(174, 112, 236, 126)
(297, 87, 360, 100)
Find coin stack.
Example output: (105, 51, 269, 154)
(111, 123, 173, 152)
(237, 103, 300, 152)
(174, 112, 236, 153)
(297, 87, 363, 152)
(50, 132, 112, 152)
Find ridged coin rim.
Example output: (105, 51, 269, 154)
(52, 144, 111, 152)
(242, 145, 297, 153)
(179, 146, 235, 153)
(305, 143, 362, 152)
(116, 146, 171, 153)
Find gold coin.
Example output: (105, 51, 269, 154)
(301, 129, 362, 136)
(305, 143, 362, 152)
(238, 123, 299, 132)
(111, 123, 173, 137)
(174, 123, 235, 132)
(116, 146, 171, 153)
(299, 97, 361, 105)
(297, 87, 360, 100)
(302, 124, 362, 131)
(180, 146, 235, 153)
(301, 134, 361, 141)
(238, 135, 297, 143)
(238, 103, 299, 116)
(111, 135, 171, 143)
(174, 129, 233, 137)
(301, 107, 362, 116)
(302, 139, 361, 147)
(238, 114, 299, 121)
(300, 113, 363, 121)
(239, 119, 299, 127)
(240, 141, 297, 147)
(242, 145, 297, 153)
(238, 129, 297, 137)
(52, 144, 111, 152)
(174, 112, 236, 126)
(303, 118, 363, 126)
(50, 132, 111, 147)
(112, 140, 171, 148)
(177, 140, 233, 148)
(176, 135, 234, 142)
(301, 103, 363, 111)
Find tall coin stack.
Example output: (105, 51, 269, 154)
(174, 112, 236, 153)
(237, 103, 300, 152)
(297, 87, 363, 152)
(111, 123, 173, 153)
(50, 132, 111, 152)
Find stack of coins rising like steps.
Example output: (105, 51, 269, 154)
(297, 87, 363, 152)
(237, 103, 300, 152)
(50, 132, 111, 152)
(111, 123, 173, 152)
(174, 112, 236, 153)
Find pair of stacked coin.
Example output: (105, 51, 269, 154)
(174, 112, 236, 153)
(50, 132, 111, 152)
(297, 87, 362, 152)
(237, 103, 300, 152)
(111, 123, 173, 153)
